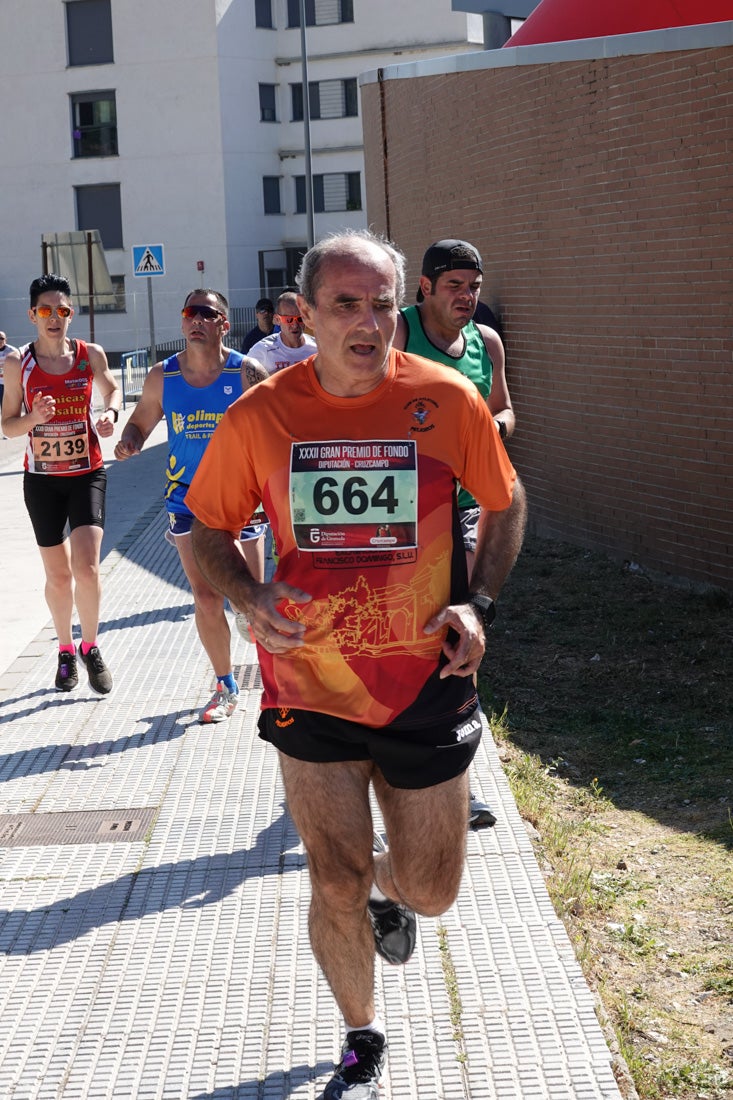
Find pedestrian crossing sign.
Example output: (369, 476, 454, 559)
(132, 244, 165, 277)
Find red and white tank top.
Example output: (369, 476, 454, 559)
(21, 339, 104, 476)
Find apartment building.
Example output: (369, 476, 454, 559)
(0, 0, 485, 353)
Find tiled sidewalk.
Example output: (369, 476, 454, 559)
(0, 503, 623, 1099)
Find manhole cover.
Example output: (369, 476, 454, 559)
(0, 808, 157, 847)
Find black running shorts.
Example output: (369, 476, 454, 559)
(23, 468, 107, 547)
(459, 505, 481, 554)
(258, 704, 483, 790)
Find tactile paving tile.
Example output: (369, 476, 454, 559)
(0, 505, 623, 1099)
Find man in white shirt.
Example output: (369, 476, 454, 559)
(248, 291, 316, 375)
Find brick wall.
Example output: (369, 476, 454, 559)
(362, 41, 733, 590)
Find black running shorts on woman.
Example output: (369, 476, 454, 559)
(23, 467, 107, 547)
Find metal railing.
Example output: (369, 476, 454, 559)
(118, 306, 257, 407)
(120, 348, 150, 408)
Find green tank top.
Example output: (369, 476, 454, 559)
(401, 305, 493, 399)
(402, 305, 493, 509)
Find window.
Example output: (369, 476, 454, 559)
(71, 91, 117, 158)
(265, 268, 287, 294)
(288, 0, 315, 25)
(291, 82, 316, 122)
(263, 177, 281, 215)
(259, 247, 307, 292)
(291, 78, 357, 121)
(343, 78, 358, 118)
(78, 274, 126, 314)
(255, 0, 274, 28)
(66, 0, 114, 66)
(287, 0, 353, 27)
(75, 184, 123, 249)
(259, 84, 277, 123)
(295, 172, 361, 214)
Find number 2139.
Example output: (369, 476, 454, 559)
(39, 438, 86, 458)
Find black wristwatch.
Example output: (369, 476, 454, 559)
(495, 419, 507, 440)
(105, 408, 119, 423)
(468, 593, 496, 632)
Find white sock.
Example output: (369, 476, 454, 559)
(346, 1016, 385, 1039)
(369, 881, 388, 903)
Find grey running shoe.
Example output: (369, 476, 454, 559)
(468, 792, 497, 830)
(233, 610, 253, 642)
(78, 646, 112, 694)
(320, 1029, 386, 1100)
(368, 832, 417, 966)
(201, 682, 239, 723)
(55, 651, 78, 692)
(367, 897, 417, 965)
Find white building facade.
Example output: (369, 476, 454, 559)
(0, 0, 484, 355)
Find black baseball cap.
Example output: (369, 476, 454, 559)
(255, 298, 274, 312)
(417, 239, 483, 301)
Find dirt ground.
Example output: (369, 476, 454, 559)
(478, 534, 733, 1100)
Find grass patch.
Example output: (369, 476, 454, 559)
(437, 922, 467, 1063)
(479, 534, 733, 1100)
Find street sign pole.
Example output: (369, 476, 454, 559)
(132, 245, 165, 369)
(147, 276, 156, 366)
(86, 231, 95, 344)
(300, 0, 315, 249)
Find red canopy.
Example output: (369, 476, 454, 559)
(505, 0, 733, 46)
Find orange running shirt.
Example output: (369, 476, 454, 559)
(186, 349, 516, 728)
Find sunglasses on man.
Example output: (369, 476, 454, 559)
(34, 305, 72, 319)
(181, 304, 224, 321)
(276, 314, 303, 325)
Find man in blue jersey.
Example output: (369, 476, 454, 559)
(114, 289, 268, 722)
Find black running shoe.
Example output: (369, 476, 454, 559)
(468, 792, 497, 830)
(55, 651, 78, 692)
(367, 896, 417, 966)
(369, 832, 417, 965)
(79, 646, 113, 694)
(320, 1029, 386, 1100)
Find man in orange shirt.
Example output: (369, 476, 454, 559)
(187, 230, 526, 1099)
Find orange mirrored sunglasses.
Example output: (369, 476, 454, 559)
(34, 305, 72, 319)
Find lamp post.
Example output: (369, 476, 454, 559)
(300, 0, 315, 248)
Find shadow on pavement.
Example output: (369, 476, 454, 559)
(0, 711, 189, 777)
(189, 1062, 336, 1100)
(0, 806, 303, 954)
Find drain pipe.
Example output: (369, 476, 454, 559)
(377, 68, 391, 241)
(482, 11, 512, 47)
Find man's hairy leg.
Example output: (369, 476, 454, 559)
(278, 751, 378, 1028)
(238, 534, 265, 584)
(175, 533, 231, 674)
(372, 769, 469, 917)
